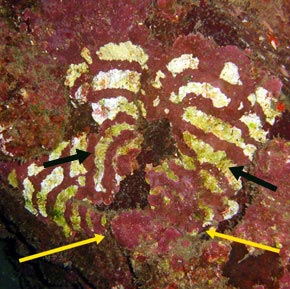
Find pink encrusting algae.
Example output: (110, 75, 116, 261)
(3, 33, 282, 240)
(0, 0, 288, 288)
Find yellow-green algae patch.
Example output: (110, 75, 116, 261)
(81, 47, 93, 64)
(151, 161, 179, 182)
(23, 178, 38, 215)
(183, 131, 241, 191)
(77, 176, 86, 186)
(8, 169, 18, 188)
(255, 87, 281, 125)
(101, 214, 107, 227)
(199, 169, 223, 194)
(183, 106, 257, 160)
(96, 41, 149, 69)
(85, 209, 93, 231)
(151, 70, 166, 89)
(175, 151, 196, 170)
(65, 62, 89, 88)
(198, 201, 215, 227)
(37, 167, 64, 217)
(163, 196, 171, 205)
(52, 185, 78, 237)
(48, 140, 70, 161)
(70, 203, 81, 231)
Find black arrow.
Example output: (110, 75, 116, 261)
(229, 166, 277, 192)
(43, 149, 91, 168)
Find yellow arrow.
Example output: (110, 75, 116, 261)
(206, 228, 280, 254)
(19, 234, 105, 263)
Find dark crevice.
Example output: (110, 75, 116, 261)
(0, 213, 37, 257)
(126, 254, 142, 289)
(137, 118, 177, 167)
(64, 102, 99, 140)
(0, 190, 92, 289)
(96, 168, 150, 212)
(222, 243, 283, 289)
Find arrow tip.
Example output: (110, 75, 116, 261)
(76, 149, 91, 164)
(94, 234, 105, 244)
(229, 166, 244, 180)
(206, 228, 216, 239)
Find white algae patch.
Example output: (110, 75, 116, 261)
(219, 62, 242, 85)
(167, 54, 199, 77)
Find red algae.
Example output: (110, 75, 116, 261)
(0, 16, 69, 159)
(231, 139, 290, 288)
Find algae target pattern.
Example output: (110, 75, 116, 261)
(7, 37, 281, 237)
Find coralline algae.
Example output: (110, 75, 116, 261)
(0, 1, 288, 288)
(0, 17, 69, 159)
(4, 35, 282, 239)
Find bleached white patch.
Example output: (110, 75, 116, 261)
(167, 54, 199, 77)
(92, 69, 141, 93)
(247, 93, 256, 106)
(115, 173, 123, 185)
(28, 163, 44, 177)
(238, 102, 244, 110)
(255, 87, 281, 125)
(223, 199, 239, 220)
(73, 85, 88, 104)
(219, 62, 243, 85)
(239, 113, 268, 142)
(111, 285, 125, 289)
(170, 82, 231, 108)
(91, 96, 138, 125)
